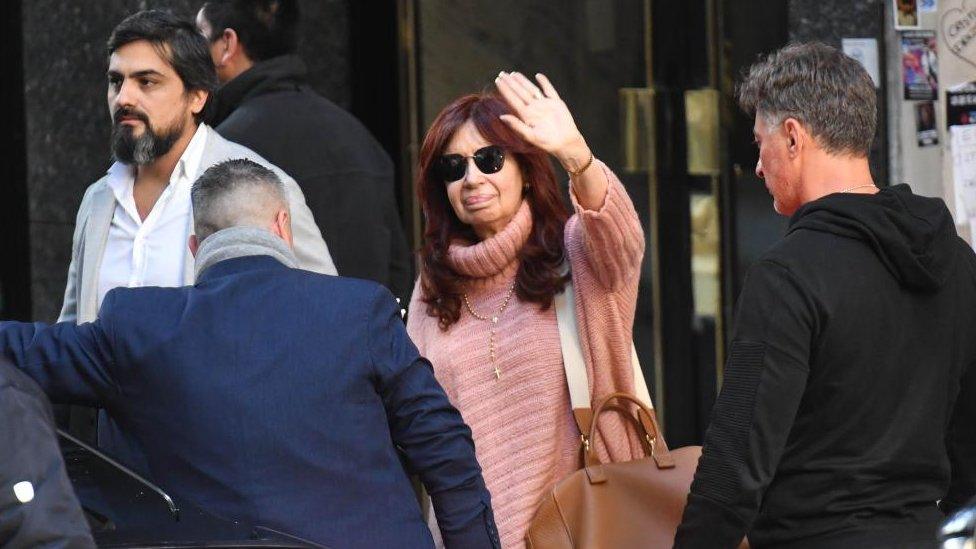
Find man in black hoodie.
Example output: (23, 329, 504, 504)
(675, 42, 976, 548)
(195, 0, 412, 303)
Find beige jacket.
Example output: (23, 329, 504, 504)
(59, 125, 337, 323)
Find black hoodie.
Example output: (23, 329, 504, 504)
(209, 55, 413, 303)
(0, 359, 95, 548)
(675, 185, 976, 548)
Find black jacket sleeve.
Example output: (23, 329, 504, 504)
(366, 287, 500, 549)
(674, 260, 816, 548)
(943, 356, 976, 514)
(0, 361, 95, 548)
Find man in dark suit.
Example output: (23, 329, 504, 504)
(195, 0, 413, 304)
(0, 159, 499, 549)
(0, 358, 95, 548)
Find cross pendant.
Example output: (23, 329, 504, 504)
(494, 366, 501, 379)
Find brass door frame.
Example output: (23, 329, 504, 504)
(640, 0, 668, 426)
(397, 0, 422, 251)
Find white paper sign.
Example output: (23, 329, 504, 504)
(950, 124, 976, 221)
(842, 38, 881, 87)
(970, 218, 976, 252)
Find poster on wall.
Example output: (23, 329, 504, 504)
(842, 38, 881, 87)
(950, 124, 976, 223)
(916, 101, 939, 146)
(894, 0, 920, 29)
(946, 84, 976, 128)
(902, 30, 939, 100)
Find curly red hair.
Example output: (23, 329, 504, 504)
(417, 93, 570, 330)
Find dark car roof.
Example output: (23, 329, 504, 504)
(59, 430, 324, 549)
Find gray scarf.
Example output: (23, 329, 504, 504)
(194, 226, 298, 279)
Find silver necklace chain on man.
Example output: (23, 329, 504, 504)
(839, 183, 876, 193)
(462, 282, 517, 380)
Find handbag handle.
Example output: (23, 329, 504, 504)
(554, 281, 673, 483)
(581, 392, 675, 472)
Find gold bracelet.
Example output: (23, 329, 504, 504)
(565, 150, 594, 177)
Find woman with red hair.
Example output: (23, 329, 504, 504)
(407, 71, 646, 548)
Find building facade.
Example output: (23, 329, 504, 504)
(1, 0, 970, 444)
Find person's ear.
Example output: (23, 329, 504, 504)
(189, 88, 209, 118)
(218, 28, 240, 67)
(188, 234, 199, 257)
(272, 209, 294, 249)
(783, 117, 804, 158)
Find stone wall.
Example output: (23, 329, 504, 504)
(789, 0, 889, 184)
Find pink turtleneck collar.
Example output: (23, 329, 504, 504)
(447, 200, 532, 288)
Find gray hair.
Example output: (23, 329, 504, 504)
(191, 159, 289, 240)
(737, 42, 877, 157)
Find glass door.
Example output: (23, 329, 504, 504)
(398, 0, 728, 445)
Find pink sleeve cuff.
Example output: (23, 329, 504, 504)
(567, 160, 645, 289)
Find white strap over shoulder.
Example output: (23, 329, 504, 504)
(554, 284, 591, 410)
(554, 280, 654, 410)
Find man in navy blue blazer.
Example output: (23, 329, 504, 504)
(0, 159, 500, 548)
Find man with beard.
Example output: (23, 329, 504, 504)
(195, 0, 412, 303)
(59, 9, 336, 463)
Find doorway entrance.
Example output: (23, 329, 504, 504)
(396, 0, 790, 446)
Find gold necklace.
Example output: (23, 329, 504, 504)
(462, 282, 517, 380)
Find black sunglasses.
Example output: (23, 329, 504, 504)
(433, 145, 506, 183)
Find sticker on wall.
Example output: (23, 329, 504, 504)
(942, 0, 976, 70)
(895, 0, 921, 29)
(950, 124, 976, 221)
(842, 38, 881, 87)
(946, 83, 976, 128)
(902, 30, 939, 100)
(920, 0, 938, 12)
(916, 101, 940, 146)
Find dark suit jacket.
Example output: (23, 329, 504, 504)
(0, 359, 94, 548)
(0, 256, 498, 549)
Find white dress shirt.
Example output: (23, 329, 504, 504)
(97, 124, 208, 311)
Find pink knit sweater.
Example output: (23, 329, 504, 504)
(407, 161, 645, 548)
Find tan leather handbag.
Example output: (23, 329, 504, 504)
(526, 283, 746, 548)
(525, 391, 704, 548)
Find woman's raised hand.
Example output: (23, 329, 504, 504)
(495, 71, 591, 172)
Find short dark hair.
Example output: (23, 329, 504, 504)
(201, 0, 298, 61)
(737, 42, 877, 157)
(108, 9, 219, 97)
(191, 158, 287, 240)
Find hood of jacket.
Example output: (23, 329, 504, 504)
(788, 184, 959, 292)
(209, 54, 307, 126)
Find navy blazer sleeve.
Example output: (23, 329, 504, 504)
(365, 287, 500, 549)
(675, 260, 814, 548)
(0, 293, 117, 408)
